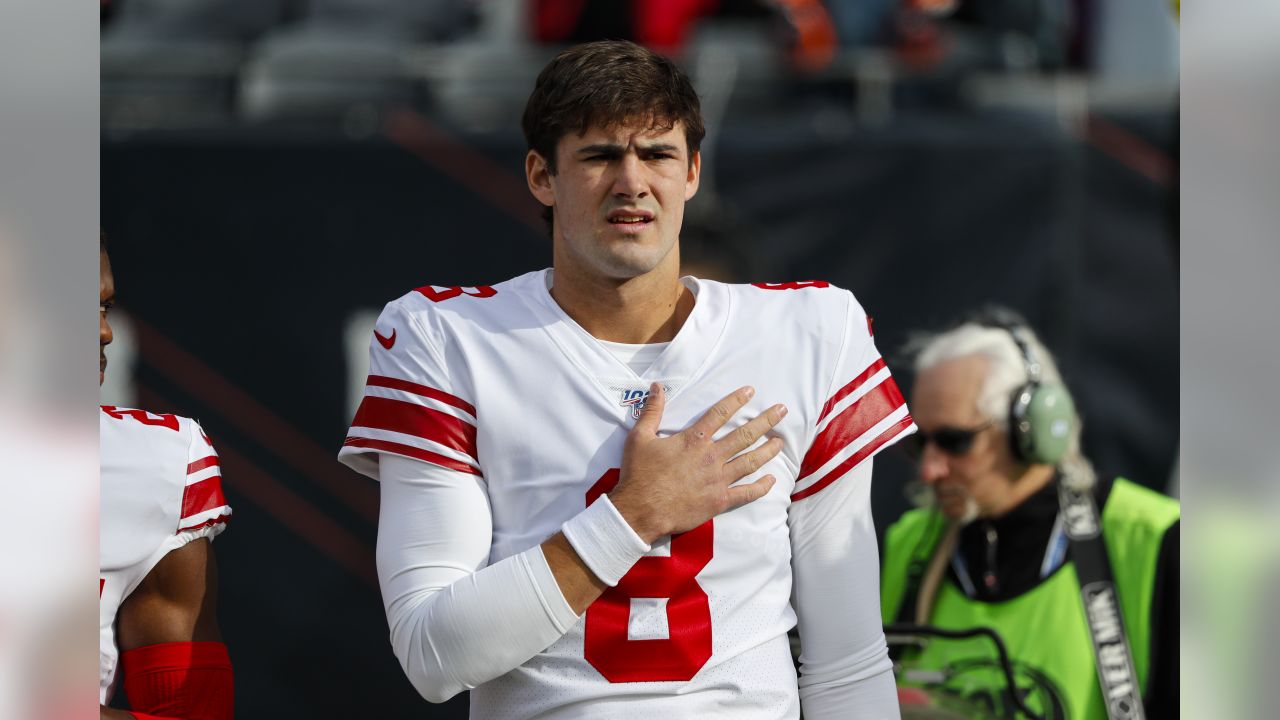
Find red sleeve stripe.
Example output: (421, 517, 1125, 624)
(800, 377, 906, 481)
(366, 375, 476, 417)
(791, 415, 915, 502)
(181, 476, 228, 519)
(187, 456, 219, 475)
(351, 396, 477, 459)
(343, 437, 482, 477)
(817, 358, 887, 426)
(178, 514, 231, 534)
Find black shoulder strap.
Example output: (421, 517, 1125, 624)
(1059, 481, 1146, 720)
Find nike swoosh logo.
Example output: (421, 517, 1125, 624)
(374, 328, 396, 349)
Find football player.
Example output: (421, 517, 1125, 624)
(340, 41, 914, 719)
(99, 235, 234, 720)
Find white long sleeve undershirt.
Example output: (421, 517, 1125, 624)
(375, 453, 899, 718)
(376, 454, 580, 703)
(788, 459, 900, 719)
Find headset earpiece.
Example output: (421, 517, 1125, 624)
(970, 310, 1077, 466)
(1009, 375, 1076, 465)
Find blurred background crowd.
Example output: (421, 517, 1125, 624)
(100, 0, 1177, 129)
(99, 0, 1179, 717)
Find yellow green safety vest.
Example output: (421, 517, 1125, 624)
(881, 479, 1179, 720)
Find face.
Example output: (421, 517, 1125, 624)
(526, 120, 700, 282)
(100, 250, 115, 386)
(910, 355, 1022, 521)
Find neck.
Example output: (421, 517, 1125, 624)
(550, 246, 693, 344)
(991, 463, 1056, 519)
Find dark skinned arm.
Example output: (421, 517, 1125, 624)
(100, 538, 222, 720)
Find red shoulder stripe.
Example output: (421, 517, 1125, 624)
(367, 375, 477, 417)
(181, 475, 227, 520)
(791, 415, 915, 502)
(817, 358, 886, 425)
(343, 437, 482, 476)
(351, 396, 477, 459)
(187, 456, 219, 475)
(800, 376, 905, 480)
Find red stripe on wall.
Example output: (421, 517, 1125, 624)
(134, 319, 379, 525)
(141, 380, 379, 589)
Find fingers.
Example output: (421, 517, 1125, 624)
(687, 386, 754, 442)
(717, 404, 787, 457)
(632, 382, 666, 435)
(724, 474, 777, 510)
(725, 436, 785, 480)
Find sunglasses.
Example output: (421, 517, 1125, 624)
(905, 421, 994, 459)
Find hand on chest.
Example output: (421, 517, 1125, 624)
(477, 374, 804, 499)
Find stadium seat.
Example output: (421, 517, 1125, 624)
(101, 0, 293, 127)
(683, 22, 789, 114)
(238, 0, 479, 122)
(420, 41, 556, 132)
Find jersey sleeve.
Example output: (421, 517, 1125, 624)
(177, 421, 231, 537)
(789, 458, 900, 718)
(339, 298, 481, 480)
(791, 291, 915, 502)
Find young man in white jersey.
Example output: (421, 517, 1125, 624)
(99, 237, 234, 720)
(339, 40, 914, 719)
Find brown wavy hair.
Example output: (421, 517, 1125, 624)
(522, 40, 704, 174)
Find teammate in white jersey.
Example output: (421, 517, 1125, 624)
(339, 41, 915, 719)
(99, 237, 234, 720)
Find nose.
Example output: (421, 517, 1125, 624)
(612, 153, 649, 199)
(918, 443, 948, 486)
(101, 311, 113, 347)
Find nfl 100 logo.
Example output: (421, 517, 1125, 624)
(619, 388, 650, 419)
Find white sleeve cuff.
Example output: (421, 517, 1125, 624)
(561, 494, 651, 587)
(526, 545, 586, 630)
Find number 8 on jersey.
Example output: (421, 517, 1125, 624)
(584, 469, 714, 682)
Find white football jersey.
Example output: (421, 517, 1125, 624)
(340, 270, 913, 719)
(99, 406, 231, 703)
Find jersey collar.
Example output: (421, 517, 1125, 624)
(527, 268, 732, 406)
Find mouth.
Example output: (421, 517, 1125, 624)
(606, 209, 654, 232)
(932, 486, 967, 508)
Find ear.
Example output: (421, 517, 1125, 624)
(526, 150, 556, 208)
(684, 150, 701, 201)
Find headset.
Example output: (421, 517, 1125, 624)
(892, 308, 1079, 631)
(972, 307, 1077, 466)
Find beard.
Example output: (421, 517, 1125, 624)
(954, 495, 981, 525)
(910, 481, 982, 525)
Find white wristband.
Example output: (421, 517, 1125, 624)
(561, 494, 651, 587)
